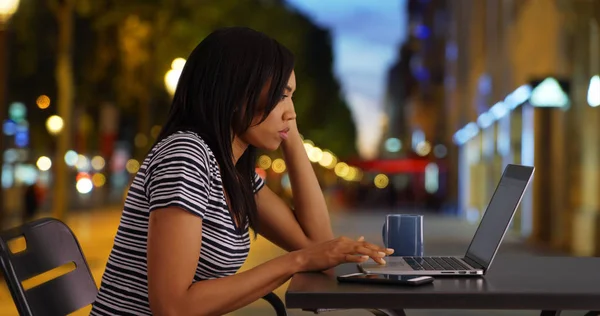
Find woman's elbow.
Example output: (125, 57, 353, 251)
(149, 293, 186, 316)
(150, 293, 214, 316)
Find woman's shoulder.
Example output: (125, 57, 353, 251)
(146, 130, 216, 172)
(154, 131, 212, 156)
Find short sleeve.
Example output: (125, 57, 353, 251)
(144, 135, 211, 218)
(253, 171, 265, 193)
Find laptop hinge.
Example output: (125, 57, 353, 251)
(463, 256, 485, 270)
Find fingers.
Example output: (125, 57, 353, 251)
(344, 254, 370, 263)
(356, 236, 394, 255)
(345, 236, 391, 265)
(354, 245, 387, 265)
(337, 236, 394, 265)
(363, 241, 395, 256)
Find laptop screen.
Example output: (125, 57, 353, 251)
(464, 164, 534, 269)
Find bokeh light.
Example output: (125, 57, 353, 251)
(165, 58, 186, 96)
(271, 158, 286, 173)
(171, 57, 186, 70)
(64, 150, 78, 167)
(4, 149, 18, 164)
(415, 141, 432, 156)
(46, 115, 64, 135)
(307, 147, 323, 163)
(151, 125, 162, 138)
(76, 178, 93, 194)
(334, 162, 350, 178)
(36, 156, 52, 171)
(258, 155, 272, 169)
(9, 102, 26, 123)
(91, 156, 106, 171)
(36, 95, 51, 109)
(75, 155, 90, 171)
(126, 159, 140, 174)
(385, 137, 402, 153)
(374, 174, 389, 189)
(318, 150, 337, 169)
(3, 120, 16, 136)
(92, 173, 106, 187)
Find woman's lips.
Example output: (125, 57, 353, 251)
(279, 128, 290, 140)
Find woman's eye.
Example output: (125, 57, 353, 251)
(281, 94, 288, 100)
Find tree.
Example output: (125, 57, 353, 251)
(85, 0, 358, 158)
(44, 0, 76, 219)
(7, 0, 357, 215)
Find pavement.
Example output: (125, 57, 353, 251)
(0, 207, 585, 316)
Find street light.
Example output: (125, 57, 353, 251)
(0, 0, 20, 24)
(46, 115, 64, 135)
(164, 57, 186, 96)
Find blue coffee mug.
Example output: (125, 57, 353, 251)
(382, 214, 424, 257)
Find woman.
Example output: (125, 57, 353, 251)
(91, 26, 392, 315)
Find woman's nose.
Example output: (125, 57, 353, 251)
(283, 108, 296, 121)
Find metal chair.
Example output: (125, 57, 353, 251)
(0, 217, 287, 315)
(0, 217, 97, 315)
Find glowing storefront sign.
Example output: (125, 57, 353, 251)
(529, 77, 569, 108)
(588, 75, 600, 107)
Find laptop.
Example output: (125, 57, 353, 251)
(359, 164, 534, 276)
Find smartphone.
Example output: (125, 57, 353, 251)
(337, 273, 434, 286)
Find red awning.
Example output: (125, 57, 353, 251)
(347, 158, 445, 174)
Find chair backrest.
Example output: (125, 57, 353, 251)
(0, 217, 98, 316)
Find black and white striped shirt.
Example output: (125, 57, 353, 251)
(91, 131, 265, 315)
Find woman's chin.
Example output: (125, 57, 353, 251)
(254, 141, 280, 152)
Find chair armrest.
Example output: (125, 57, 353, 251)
(261, 292, 287, 316)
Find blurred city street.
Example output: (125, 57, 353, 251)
(0, 206, 571, 316)
(1, 0, 600, 314)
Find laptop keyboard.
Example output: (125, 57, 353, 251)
(404, 257, 472, 271)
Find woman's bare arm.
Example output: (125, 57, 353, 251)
(147, 207, 389, 316)
(280, 126, 334, 243)
(147, 207, 300, 316)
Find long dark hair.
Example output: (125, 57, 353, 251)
(154, 27, 295, 234)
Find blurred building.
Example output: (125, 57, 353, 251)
(378, 0, 450, 210)
(381, 43, 415, 158)
(444, 0, 600, 256)
(383, 0, 600, 255)
(383, 0, 448, 157)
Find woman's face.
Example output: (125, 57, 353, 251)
(238, 71, 297, 151)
